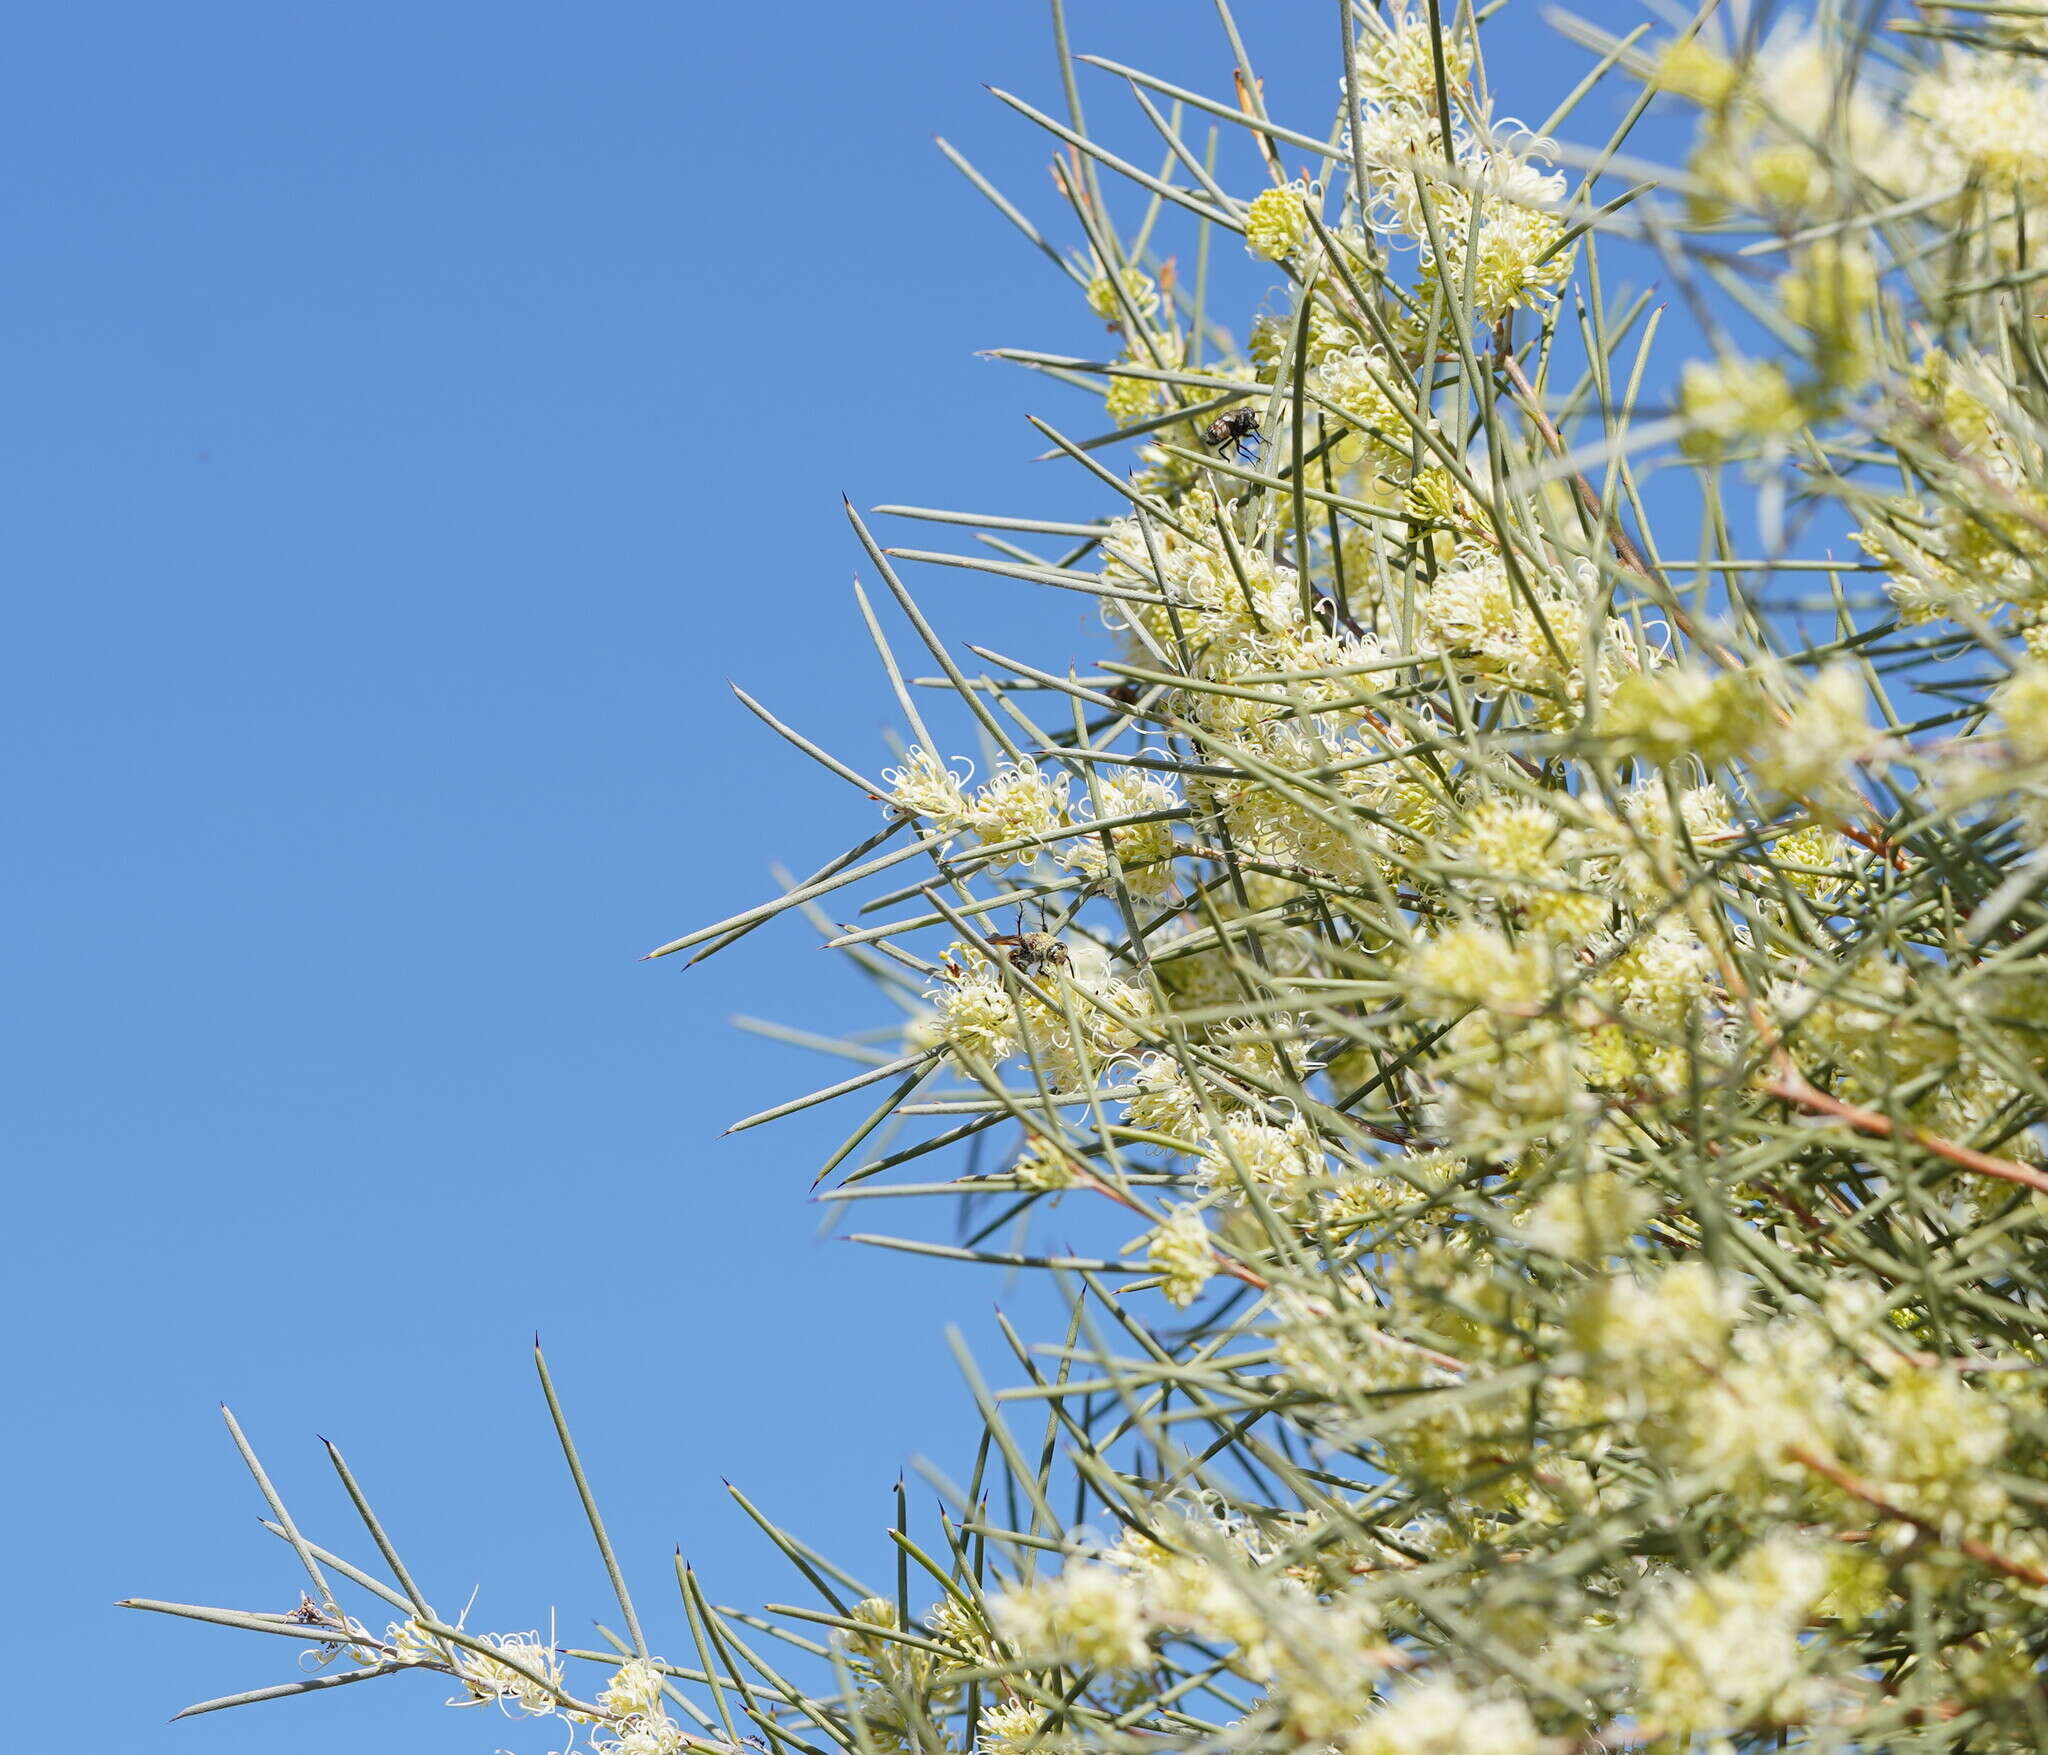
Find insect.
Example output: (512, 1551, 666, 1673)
(987, 917, 1071, 979)
(1202, 406, 1263, 462)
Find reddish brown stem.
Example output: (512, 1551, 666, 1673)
(1789, 1444, 2048, 1588)
(1763, 1072, 2048, 1196)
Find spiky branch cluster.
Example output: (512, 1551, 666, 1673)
(136, 3, 2048, 1751)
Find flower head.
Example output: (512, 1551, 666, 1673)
(1244, 183, 1313, 261)
(1144, 1204, 1218, 1307)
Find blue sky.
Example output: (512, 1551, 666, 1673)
(5, 5, 1628, 1748)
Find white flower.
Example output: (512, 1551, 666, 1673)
(1679, 355, 1803, 450)
(1013, 1138, 1080, 1191)
(1867, 1359, 2007, 1499)
(881, 747, 972, 829)
(1352, 10, 1474, 106)
(457, 1630, 564, 1716)
(597, 1657, 668, 1718)
(1407, 924, 1551, 1018)
(596, 1715, 691, 1755)
(1519, 1170, 1653, 1260)
(965, 761, 1071, 866)
(1086, 267, 1160, 322)
(1351, 104, 1449, 238)
(1122, 1052, 1206, 1137)
(1630, 1539, 1826, 1734)
(1312, 346, 1409, 457)
(1571, 1261, 1742, 1395)
(1244, 182, 1313, 260)
(976, 1701, 1049, 1754)
(1684, 1311, 1848, 1488)
(1754, 664, 1874, 803)
(1195, 1116, 1320, 1205)
(384, 1617, 439, 1665)
(1416, 547, 1596, 716)
(931, 962, 1020, 1065)
(1447, 148, 1573, 319)
(1998, 660, 2048, 765)
(1144, 1203, 1218, 1306)
(992, 1564, 1150, 1670)
(1344, 1674, 1542, 1755)
(1599, 915, 1715, 1031)
(1065, 768, 1182, 897)
(1908, 59, 2048, 192)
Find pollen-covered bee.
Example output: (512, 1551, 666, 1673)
(1202, 406, 1263, 462)
(987, 930, 1070, 979)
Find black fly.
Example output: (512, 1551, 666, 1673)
(1202, 406, 1263, 463)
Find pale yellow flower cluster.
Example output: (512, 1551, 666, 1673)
(1243, 182, 1313, 263)
(1343, 12, 1570, 327)
(1629, 1540, 1828, 1734)
(992, 1509, 1416, 1745)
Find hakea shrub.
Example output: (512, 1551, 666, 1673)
(130, 3, 2048, 1751)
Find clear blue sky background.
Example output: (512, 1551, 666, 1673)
(6, 6, 1623, 1750)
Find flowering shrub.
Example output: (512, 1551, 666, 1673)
(132, 3, 2048, 1750)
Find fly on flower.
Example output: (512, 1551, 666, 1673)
(987, 908, 1071, 979)
(988, 931, 1069, 979)
(1201, 406, 1263, 462)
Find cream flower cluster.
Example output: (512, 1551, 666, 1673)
(1344, 11, 1571, 323)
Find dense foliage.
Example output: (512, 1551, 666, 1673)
(134, 2, 2048, 1748)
